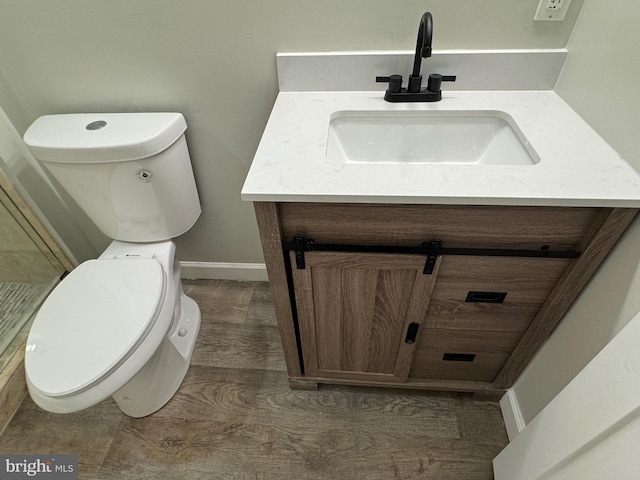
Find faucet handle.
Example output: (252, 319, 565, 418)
(376, 74, 403, 93)
(427, 73, 457, 93)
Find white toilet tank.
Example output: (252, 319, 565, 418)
(24, 112, 201, 242)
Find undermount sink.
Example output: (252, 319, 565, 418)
(326, 110, 539, 166)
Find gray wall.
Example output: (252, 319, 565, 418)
(512, 0, 640, 423)
(0, 0, 583, 264)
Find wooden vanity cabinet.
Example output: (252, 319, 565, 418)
(254, 202, 638, 394)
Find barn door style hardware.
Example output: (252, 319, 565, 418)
(422, 239, 441, 274)
(283, 235, 581, 270)
(291, 234, 314, 269)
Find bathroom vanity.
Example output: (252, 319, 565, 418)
(242, 87, 640, 395)
(252, 201, 636, 394)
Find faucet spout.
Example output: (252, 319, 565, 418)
(411, 12, 433, 79)
(408, 12, 433, 92)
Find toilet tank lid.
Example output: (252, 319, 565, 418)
(24, 112, 187, 163)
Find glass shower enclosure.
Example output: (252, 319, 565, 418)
(0, 181, 65, 372)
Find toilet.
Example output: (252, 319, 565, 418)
(23, 112, 202, 417)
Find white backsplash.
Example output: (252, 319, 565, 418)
(277, 50, 567, 92)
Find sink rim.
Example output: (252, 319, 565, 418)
(326, 109, 541, 166)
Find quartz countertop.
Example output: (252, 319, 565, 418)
(241, 90, 640, 207)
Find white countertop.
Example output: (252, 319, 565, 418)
(241, 90, 640, 207)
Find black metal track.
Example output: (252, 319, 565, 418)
(282, 238, 580, 259)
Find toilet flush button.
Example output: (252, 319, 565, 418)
(178, 328, 188, 337)
(86, 120, 107, 130)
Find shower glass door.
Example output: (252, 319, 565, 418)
(0, 185, 65, 371)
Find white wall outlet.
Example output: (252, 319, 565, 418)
(534, 0, 573, 21)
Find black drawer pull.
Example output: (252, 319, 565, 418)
(465, 291, 507, 303)
(443, 353, 476, 362)
(405, 322, 420, 344)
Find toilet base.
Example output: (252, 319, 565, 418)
(112, 293, 201, 417)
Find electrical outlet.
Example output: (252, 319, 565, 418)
(534, 0, 572, 21)
(546, 0, 564, 10)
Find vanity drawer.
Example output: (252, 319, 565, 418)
(424, 255, 571, 333)
(409, 256, 570, 382)
(408, 328, 521, 382)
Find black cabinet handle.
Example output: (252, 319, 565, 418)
(443, 353, 476, 362)
(405, 323, 420, 344)
(465, 291, 507, 303)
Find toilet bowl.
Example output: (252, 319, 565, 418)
(25, 240, 201, 417)
(22, 112, 202, 417)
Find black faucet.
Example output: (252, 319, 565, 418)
(376, 12, 456, 102)
(409, 11, 433, 93)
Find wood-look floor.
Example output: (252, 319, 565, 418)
(0, 280, 508, 479)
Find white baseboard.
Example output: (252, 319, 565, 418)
(180, 261, 268, 282)
(500, 389, 527, 441)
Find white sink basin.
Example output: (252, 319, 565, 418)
(326, 110, 539, 165)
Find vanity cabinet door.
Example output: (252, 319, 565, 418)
(408, 255, 571, 383)
(290, 251, 440, 382)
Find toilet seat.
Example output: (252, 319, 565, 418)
(26, 258, 166, 398)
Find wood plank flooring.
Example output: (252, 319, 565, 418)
(0, 280, 508, 479)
